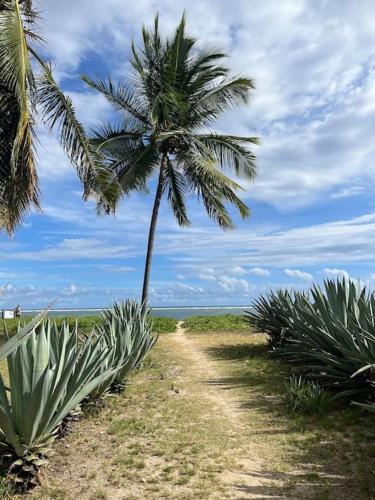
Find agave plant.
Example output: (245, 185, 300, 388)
(0, 319, 116, 488)
(92, 300, 158, 396)
(245, 289, 304, 348)
(276, 279, 375, 400)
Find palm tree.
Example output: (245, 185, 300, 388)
(84, 14, 259, 305)
(0, 0, 115, 234)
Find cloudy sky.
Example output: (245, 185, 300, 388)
(1, 0, 375, 309)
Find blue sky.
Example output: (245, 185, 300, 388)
(2, 0, 375, 308)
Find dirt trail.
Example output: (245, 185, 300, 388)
(172, 322, 285, 499)
(173, 322, 242, 422)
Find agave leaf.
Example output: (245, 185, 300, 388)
(0, 307, 49, 361)
(351, 364, 375, 379)
(0, 376, 24, 456)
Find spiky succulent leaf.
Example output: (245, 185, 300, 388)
(92, 300, 158, 395)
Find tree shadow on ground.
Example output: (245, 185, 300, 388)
(206, 342, 267, 361)
(204, 341, 375, 499)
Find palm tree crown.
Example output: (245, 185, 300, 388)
(0, 0, 113, 233)
(84, 14, 259, 304)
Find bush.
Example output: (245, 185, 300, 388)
(93, 301, 158, 394)
(248, 278, 375, 403)
(0, 319, 115, 489)
(244, 289, 304, 347)
(182, 314, 247, 332)
(151, 317, 178, 334)
(0, 301, 158, 489)
(284, 375, 334, 415)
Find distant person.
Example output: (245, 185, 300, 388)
(14, 304, 21, 318)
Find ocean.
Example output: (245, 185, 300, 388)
(21, 306, 247, 320)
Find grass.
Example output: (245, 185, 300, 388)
(151, 316, 178, 334)
(0, 330, 367, 499)
(0, 315, 177, 340)
(182, 314, 248, 333)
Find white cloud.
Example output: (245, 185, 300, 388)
(198, 273, 216, 282)
(284, 269, 313, 281)
(322, 268, 350, 280)
(31, 0, 375, 210)
(330, 186, 366, 199)
(248, 267, 271, 277)
(217, 275, 251, 293)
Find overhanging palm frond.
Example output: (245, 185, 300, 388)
(0, 1, 34, 94)
(35, 62, 102, 193)
(0, 0, 39, 233)
(0, 107, 39, 233)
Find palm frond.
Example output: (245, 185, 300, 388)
(0, 0, 34, 95)
(193, 77, 255, 124)
(115, 144, 158, 194)
(165, 157, 190, 226)
(35, 61, 102, 194)
(90, 121, 146, 157)
(0, 110, 39, 233)
(180, 151, 250, 228)
(0, 0, 39, 233)
(82, 76, 149, 126)
(195, 133, 259, 179)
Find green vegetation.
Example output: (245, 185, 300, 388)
(245, 288, 305, 347)
(1, 314, 176, 340)
(21, 332, 375, 499)
(1, 320, 115, 490)
(151, 317, 177, 334)
(0, 301, 156, 490)
(0, 1, 113, 234)
(182, 314, 247, 332)
(284, 375, 335, 415)
(84, 14, 258, 304)
(246, 277, 375, 410)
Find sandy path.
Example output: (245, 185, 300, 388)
(172, 322, 285, 499)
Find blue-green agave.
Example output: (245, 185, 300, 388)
(0, 321, 115, 469)
(92, 300, 158, 395)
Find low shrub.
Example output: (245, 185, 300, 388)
(93, 301, 158, 394)
(0, 301, 158, 490)
(284, 375, 335, 415)
(151, 316, 178, 334)
(182, 314, 247, 332)
(247, 278, 375, 403)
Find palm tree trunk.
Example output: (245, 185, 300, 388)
(141, 155, 167, 306)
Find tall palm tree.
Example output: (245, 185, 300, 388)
(84, 14, 259, 305)
(0, 0, 114, 234)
